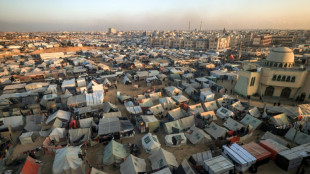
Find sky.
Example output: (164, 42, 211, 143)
(0, 0, 310, 32)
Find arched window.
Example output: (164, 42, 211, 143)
(279, 63, 283, 67)
(286, 76, 291, 82)
(273, 63, 277, 67)
(291, 76, 295, 82)
(277, 75, 281, 81)
(284, 63, 287, 68)
(281, 75, 286, 81)
(272, 75, 277, 81)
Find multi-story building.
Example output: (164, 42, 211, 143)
(252, 35, 272, 46)
(195, 39, 209, 50)
(209, 36, 230, 50)
(183, 38, 196, 50)
(172, 38, 184, 49)
(234, 47, 310, 102)
(108, 28, 117, 34)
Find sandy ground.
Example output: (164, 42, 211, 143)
(2, 76, 310, 174)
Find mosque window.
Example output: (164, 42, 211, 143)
(291, 76, 295, 82)
(250, 77, 256, 86)
(286, 76, 291, 82)
(284, 63, 287, 68)
(273, 63, 277, 67)
(281, 76, 286, 81)
(279, 63, 283, 67)
(272, 75, 277, 81)
(277, 75, 281, 81)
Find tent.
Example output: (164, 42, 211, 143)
(120, 154, 146, 174)
(103, 78, 112, 86)
(141, 115, 160, 132)
(86, 92, 104, 106)
(205, 122, 228, 139)
(52, 146, 85, 174)
(79, 117, 94, 128)
(123, 76, 132, 84)
(293, 131, 310, 145)
(189, 151, 212, 167)
(216, 107, 234, 119)
(0, 115, 24, 131)
(152, 168, 172, 174)
(240, 114, 262, 130)
(171, 95, 189, 105)
(20, 156, 41, 174)
(200, 91, 215, 102)
(248, 107, 261, 118)
(175, 160, 195, 174)
(167, 108, 187, 121)
(24, 114, 42, 132)
(200, 111, 217, 121)
(185, 125, 212, 144)
(159, 97, 176, 110)
(203, 101, 218, 111)
(203, 155, 234, 174)
(45, 110, 71, 124)
(148, 148, 178, 170)
(19, 132, 35, 145)
(149, 104, 164, 117)
(271, 113, 290, 128)
(103, 111, 122, 118)
(102, 140, 127, 165)
(188, 104, 204, 115)
(223, 117, 244, 131)
(165, 133, 187, 146)
(69, 128, 91, 145)
(164, 86, 182, 97)
(230, 101, 245, 112)
(139, 98, 154, 110)
(40, 94, 58, 107)
(149, 92, 162, 101)
(61, 78, 76, 93)
(102, 102, 118, 113)
(222, 143, 256, 172)
(142, 133, 161, 153)
(164, 120, 183, 134)
(90, 168, 107, 174)
(179, 115, 195, 130)
(185, 86, 197, 96)
(49, 128, 67, 142)
(98, 117, 120, 136)
(260, 131, 289, 146)
(47, 84, 58, 94)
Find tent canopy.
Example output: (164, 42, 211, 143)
(102, 140, 127, 165)
(120, 154, 146, 174)
(142, 133, 161, 153)
(148, 148, 178, 170)
(45, 110, 71, 124)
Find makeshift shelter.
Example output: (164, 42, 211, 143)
(222, 143, 256, 172)
(240, 114, 262, 130)
(20, 156, 41, 174)
(248, 107, 261, 118)
(61, 78, 76, 93)
(139, 98, 154, 110)
(79, 117, 94, 128)
(120, 154, 146, 174)
(203, 155, 234, 174)
(67, 94, 86, 108)
(148, 92, 162, 101)
(203, 101, 218, 111)
(40, 94, 58, 107)
(19, 132, 35, 145)
(185, 125, 212, 144)
(52, 146, 85, 174)
(165, 133, 187, 146)
(216, 107, 234, 119)
(47, 84, 58, 94)
(200, 91, 215, 102)
(189, 151, 212, 167)
(140, 115, 160, 132)
(102, 140, 127, 165)
(152, 168, 172, 174)
(175, 160, 195, 174)
(230, 101, 245, 113)
(103, 102, 118, 113)
(275, 143, 310, 171)
(103, 78, 112, 86)
(24, 114, 42, 132)
(159, 97, 176, 110)
(49, 128, 67, 142)
(123, 76, 132, 84)
(259, 139, 289, 160)
(164, 120, 183, 134)
(45, 110, 71, 124)
(205, 122, 228, 139)
(0, 115, 24, 131)
(86, 92, 104, 106)
(164, 86, 182, 97)
(242, 142, 272, 166)
(90, 168, 107, 174)
(167, 108, 187, 121)
(171, 95, 189, 105)
(77, 78, 86, 87)
(149, 104, 164, 117)
(188, 103, 204, 115)
(142, 133, 161, 153)
(119, 119, 134, 138)
(69, 128, 91, 145)
(179, 115, 195, 130)
(223, 117, 244, 131)
(293, 131, 310, 145)
(271, 113, 290, 128)
(185, 86, 197, 96)
(260, 131, 289, 146)
(103, 111, 122, 118)
(200, 111, 217, 121)
(148, 148, 178, 170)
(125, 101, 143, 115)
(98, 117, 120, 136)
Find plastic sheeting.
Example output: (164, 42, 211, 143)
(142, 133, 161, 153)
(86, 92, 104, 106)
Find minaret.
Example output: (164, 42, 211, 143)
(200, 21, 202, 31)
(238, 41, 242, 60)
(188, 21, 191, 31)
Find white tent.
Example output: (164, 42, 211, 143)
(203, 101, 218, 111)
(205, 122, 228, 139)
(185, 125, 212, 144)
(61, 78, 76, 93)
(230, 101, 245, 112)
(203, 155, 234, 174)
(172, 95, 189, 105)
(216, 107, 234, 119)
(271, 113, 290, 128)
(120, 154, 146, 174)
(98, 117, 120, 136)
(188, 103, 204, 115)
(69, 128, 91, 145)
(148, 148, 178, 170)
(52, 146, 85, 174)
(49, 128, 67, 142)
(103, 78, 112, 86)
(223, 117, 244, 131)
(159, 97, 176, 110)
(165, 133, 187, 146)
(248, 107, 261, 118)
(45, 110, 71, 124)
(142, 133, 161, 153)
(240, 114, 262, 130)
(149, 104, 164, 117)
(164, 120, 183, 134)
(152, 168, 172, 174)
(200, 91, 215, 102)
(0, 116, 24, 131)
(167, 108, 187, 121)
(179, 115, 195, 130)
(164, 86, 182, 97)
(19, 132, 35, 145)
(102, 140, 127, 165)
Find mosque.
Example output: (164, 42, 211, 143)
(234, 47, 310, 102)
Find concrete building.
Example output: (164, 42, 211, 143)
(252, 35, 272, 46)
(209, 36, 230, 50)
(108, 28, 117, 34)
(234, 47, 310, 102)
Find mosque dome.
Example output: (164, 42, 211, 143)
(266, 47, 294, 63)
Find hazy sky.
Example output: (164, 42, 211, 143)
(0, 0, 310, 32)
